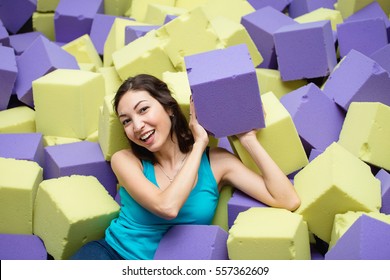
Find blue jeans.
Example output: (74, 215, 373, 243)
(70, 239, 124, 260)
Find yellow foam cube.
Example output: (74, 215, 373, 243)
(211, 185, 234, 232)
(209, 16, 263, 67)
(98, 95, 130, 161)
(32, 69, 105, 140)
(338, 102, 390, 171)
(202, 0, 255, 23)
(294, 142, 381, 243)
(129, 0, 175, 22)
(0, 106, 36, 133)
(33, 175, 120, 260)
(43, 135, 82, 147)
(144, 4, 187, 25)
(0, 157, 43, 234)
(230, 92, 308, 175)
(175, 0, 208, 10)
(62, 34, 103, 70)
(112, 29, 176, 80)
(97, 66, 123, 96)
(227, 207, 310, 260)
(255, 68, 307, 99)
(32, 12, 55, 41)
(329, 211, 390, 249)
(295, 8, 343, 30)
(155, 7, 220, 71)
(37, 0, 60, 12)
(104, 0, 132, 16)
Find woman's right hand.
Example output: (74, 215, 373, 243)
(189, 95, 209, 149)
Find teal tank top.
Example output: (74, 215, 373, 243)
(105, 150, 219, 260)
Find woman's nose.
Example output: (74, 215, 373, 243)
(132, 117, 145, 132)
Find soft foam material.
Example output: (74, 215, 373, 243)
(335, 0, 390, 19)
(230, 92, 308, 176)
(289, 0, 337, 18)
(274, 20, 337, 81)
(295, 8, 343, 31)
(129, 0, 175, 22)
(185, 44, 265, 138)
(33, 175, 120, 260)
(376, 169, 390, 214)
(0, 157, 43, 234)
(0, 46, 17, 110)
(294, 142, 381, 243)
(32, 69, 105, 140)
(241, 6, 296, 69)
(0, 19, 9, 46)
(37, 0, 60, 12)
(97, 66, 123, 96)
(0, 234, 47, 260)
(89, 14, 119, 56)
(0, 106, 36, 133)
(201, 0, 255, 23)
(338, 102, 390, 171)
(0, 0, 36, 34)
(103, 0, 131, 16)
(370, 43, 390, 74)
(43, 135, 82, 147)
(144, 4, 187, 25)
(154, 225, 229, 260)
(280, 83, 345, 152)
(227, 207, 310, 260)
(32, 12, 56, 42)
(211, 185, 234, 232)
(246, 0, 290, 11)
(125, 25, 160, 45)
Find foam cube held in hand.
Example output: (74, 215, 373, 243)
(227, 207, 310, 260)
(0, 234, 47, 260)
(154, 225, 228, 260)
(32, 69, 105, 140)
(274, 20, 337, 81)
(185, 44, 265, 138)
(294, 142, 381, 243)
(230, 92, 308, 176)
(376, 169, 390, 214)
(338, 102, 390, 171)
(33, 175, 120, 260)
(0, 157, 43, 234)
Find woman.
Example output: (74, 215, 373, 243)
(71, 74, 300, 260)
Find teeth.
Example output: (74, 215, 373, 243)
(140, 130, 154, 141)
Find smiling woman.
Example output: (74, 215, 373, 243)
(70, 74, 300, 260)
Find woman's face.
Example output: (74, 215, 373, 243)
(117, 90, 173, 152)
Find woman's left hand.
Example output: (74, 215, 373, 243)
(189, 96, 209, 149)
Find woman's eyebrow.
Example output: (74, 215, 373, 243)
(133, 100, 147, 110)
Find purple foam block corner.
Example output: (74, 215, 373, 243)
(241, 6, 297, 69)
(164, 15, 177, 24)
(309, 148, 323, 162)
(337, 18, 388, 58)
(14, 35, 79, 108)
(322, 49, 390, 111)
(154, 225, 229, 260)
(125, 25, 160, 45)
(280, 83, 345, 152)
(246, 0, 290, 12)
(0, 46, 17, 111)
(0, 234, 47, 260)
(90, 14, 121, 55)
(227, 190, 268, 228)
(9, 31, 44, 55)
(0, 0, 37, 34)
(217, 137, 234, 154)
(44, 141, 117, 197)
(325, 215, 390, 260)
(0, 133, 44, 167)
(288, 0, 337, 18)
(0, 19, 10, 46)
(376, 169, 390, 214)
(274, 20, 337, 81)
(370, 43, 390, 74)
(54, 0, 104, 43)
(185, 44, 265, 138)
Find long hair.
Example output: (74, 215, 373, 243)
(113, 74, 194, 163)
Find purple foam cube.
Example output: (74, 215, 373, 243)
(370, 43, 390, 73)
(0, 19, 10, 46)
(0, 46, 17, 111)
(323, 49, 390, 110)
(164, 15, 177, 24)
(227, 190, 268, 228)
(246, 0, 291, 12)
(309, 148, 324, 162)
(274, 20, 337, 81)
(0, 234, 47, 260)
(14, 35, 79, 108)
(8, 31, 44, 55)
(154, 225, 228, 260)
(217, 137, 234, 154)
(325, 214, 390, 260)
(185, 44, 265, 138)
(125, 25, 160, 45)
(337, 18, 388, 58)
(288, 0, 337, 18)
(241, 6, 297, 69)
(54, 0, 104, 43)
(376, 169, 390, 214)
(90, 14, 121, 55)
(0, 0, 37, 34)
(280, 83, 345, 152)
(0, 133, 44, 167)
(44, 141, 117, 197)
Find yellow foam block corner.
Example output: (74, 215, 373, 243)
(0, 106, 36, 133)
(255, 68, 307, 99)
(97, 66, 124, 96)
(144, 4, 187, 25)
(294, 142, 381, 243)
(33, 175, 120, 260)
(62, 34, 103, 70)
(112, 29, 176, 80)
(32, 69, 105, 140)
(32, 12, 55, 41)
(227, 207, 310, 260)
(37, 0, 60, 12)
(329, 211, 390, 249)
(294, 8, 343, 30)
(211, 185, 234, 232)
(209, 16, 263, 67)
(98, 95, 130, 161)
(104, 0, 132, 16)
(129, 0, 175, 22)
(202, 0, 255, 23)
(0, 157, 43, 234)
(338, 102, 390, 171)
(230, 92, 308, 175)
(43, 135, 82, 147)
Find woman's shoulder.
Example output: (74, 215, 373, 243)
(111, 149, 142, 169)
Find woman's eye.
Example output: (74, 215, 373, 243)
(122, 119, 131, 126)
(140, 106, 149, 113)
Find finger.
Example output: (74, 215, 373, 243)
(189, 95, 195, 120)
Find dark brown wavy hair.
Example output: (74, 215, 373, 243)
(113, 74, 194, 164)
